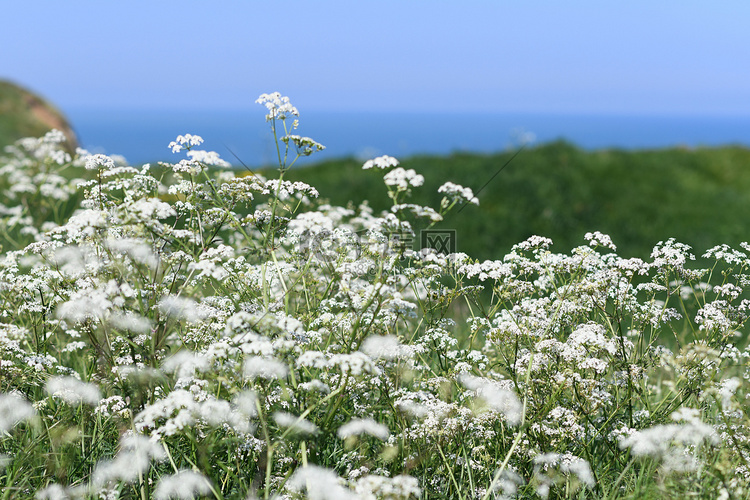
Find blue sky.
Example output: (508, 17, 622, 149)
(3, 1, 750, 115)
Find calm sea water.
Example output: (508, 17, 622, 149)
(66, 109, 750, 167)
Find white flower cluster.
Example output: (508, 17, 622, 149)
(3, 94, 750, 499)
(168, 133, 204, 153)
(288, 465, 355, 500)
(584, 230, 617, 250)
(244, 355, 289, 380)
(274, 411, 318, 435)
(45, 376, 102, 406)
(84, 153, 116, 171)
(532, 452, 595, 498)
(134, 388, 254, 439)
(458, 259, 512, 281)
(186, 149, 231, 167)
(362, 155, 399, 170)
(171, 159, 204, 175)
(154, 470, 214, 500)
(337, 418, 390, 441)
(438, 181, 479, 205)
(390, 203, 443, 222)
(355, 474, 421, 499)
(383, 167, 424, 191)
(282, 134, 325, 156)
(0, 392, 36, 432)
(262, 179, 320, 200)
(91, 434, 166, 488)
(459, 374, 522, 426)
(360, 334, 416, 361)
(256, 92, 299, 121)
(158, 296, 207, 323)
(619, 407, 719, 472)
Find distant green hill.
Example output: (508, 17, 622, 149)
(0, 79, 78, 152)
(280, 141, 750, 261)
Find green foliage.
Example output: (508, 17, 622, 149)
(0, 80, 77, 153)
(284, 142, 750, 262)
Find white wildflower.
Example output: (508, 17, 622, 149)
(94, 396, 129, 419)
(533, 453, 595, 498)
(717, 377, 742, 411)
(92, 434, 166, 487)
(458, 259, 512, 281)
(584, 231, 617, 251)
(56, 286, 112, 323)
(296, 351, 329, 369)
(650, 239, 701, 280)
(328, 352, 377, 376)
(363, 155, 399, 170)
(256, 92, 299, 121)
(171, 159, 204, 175)
(355, 475, 421, 499)
(263, 179, 319, 199)
(162, 350, 211, 380)
(243, 356, 289, 380)
(619, 407, 719, 472)
(273, 412, 318, 435)
(695, 301, 733, 334)
(383, 168, 424, 191)
(391, 203, 443, 222)
(512, 235, 553, 252)
(288, 465, 356, 500)
(703, 244, 747, 265)
(337, 418, 390, 441)
(106, 237, 159, 269)
(485, 469, 525, 499)
(298, 380, 331, 394)
(232, 390, 258, 418)
(186, 149, 231, 167)
(0, 392, 36, 432)
(154, 470, 213, 500)
(130, 198, 177, 220)
(282, 135, 325, 156)
(61, 341, 87, 353)
(56, 209, 107, 239)
(34, 484, 71, 500)
(109, 311, 153, 334)
(438, 181, 479, 205)
(360, 334, 414, 361)
(712, 283, 742, 300)
(567, 322, 618, 356)
(158, 296, 207, 323)
(187, 258, 229, 281)
(45, 376, 101, 406)
(459, 374, 522, 426)
(84, 153, 115, 171)
(168, 134, 204, 153)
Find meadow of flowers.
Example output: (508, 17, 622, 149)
(1, 93, 750, 499)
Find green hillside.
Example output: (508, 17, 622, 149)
(0, 79, 78, 152)
(280, 141, 750, 261)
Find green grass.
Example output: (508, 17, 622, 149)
(280, 141, 750, 261)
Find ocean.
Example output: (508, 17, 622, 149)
(66, 109, 750, 167)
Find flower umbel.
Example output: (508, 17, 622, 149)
(256, 92, 299, 121)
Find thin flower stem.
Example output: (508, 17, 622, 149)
(482, 352, 534, 500)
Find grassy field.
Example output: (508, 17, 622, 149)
(280, 141, 750, 261)
(2, 100, 750, 498)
